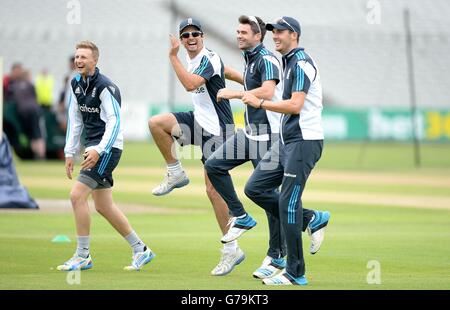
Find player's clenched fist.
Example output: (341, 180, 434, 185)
(242, 92, 259, 108)
(65, 157, 74, 179)
(169, 34, 180, 57)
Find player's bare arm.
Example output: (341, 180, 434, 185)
(218, 79, 276, 102)
(217, 88, 244, 101)
(247, 79, 276, 100)
(224, 66, 244, 84)
(242, 91, 306, 114)
(169, 34, 205, 91)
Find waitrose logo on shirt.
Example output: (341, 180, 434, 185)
(79, 105, 100, 113)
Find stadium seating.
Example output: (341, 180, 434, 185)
(1, 0, 449, 127)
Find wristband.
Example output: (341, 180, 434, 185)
(259, 99, 265, 109)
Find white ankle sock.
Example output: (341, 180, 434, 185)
(167, 161, 183, 176)
(125, 231, 146, 254)
(223, 240, 238, 252)
(76, 236, 90, 258)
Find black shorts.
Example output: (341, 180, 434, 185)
(77, 147, 122, 189)
(172, 111, 233, 163)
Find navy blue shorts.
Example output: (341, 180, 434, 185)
(77, 147, 122, 189)
(172, 111, 233, 163)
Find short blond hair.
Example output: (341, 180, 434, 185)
(76, 40, 99, 60)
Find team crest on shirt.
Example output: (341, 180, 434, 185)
(91, 87, 97, 97)
(75, 86, 81, 94)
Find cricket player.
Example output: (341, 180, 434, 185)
(58, 41, 154, 271)
(242, 17, 326, 285)
(204, 15, 330, 279)
(148, 19, 244, 275)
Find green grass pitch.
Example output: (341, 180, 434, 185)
(0, 142, 449, 290)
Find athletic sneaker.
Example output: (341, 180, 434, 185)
(307, 210, 331, 254)
(252, 256, 286, 279)
(221, 214, 257, 243)
(262, 270, 308, 286)
(57, 254, 93, 271)
(211, 247, 245, 276)
(152, 171, 189, 196)
(124, 248, 155, 271)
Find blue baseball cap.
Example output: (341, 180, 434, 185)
(266, 16, 301, 36)
(179, 18, 203, 34)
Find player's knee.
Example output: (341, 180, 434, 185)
(204, 159, 216, 174)
(149, 115, 173, 135)
(94, 203, 107, 214)
(148, 116, 159, 131)
(69, 189, 85, 207)
(150, 114, 167, 129)
(205, 158, 228, 176)
(244, 182, 258, 200)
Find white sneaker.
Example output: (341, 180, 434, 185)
(124, 248, 155, 271)
(252, 256, 286, 279)
(307, 211, 331, 254)
(211, 248, 245, 276)
(308, 227, 325, 254)
(220, 214, 257, 244)
(262, 269, 308, 286)
(152, 171, 189, 196)
(57, 254, 93, 271)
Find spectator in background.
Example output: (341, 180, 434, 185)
(35, 68, 55, 110)
(3, 63, 25, 156)
(64, 55, 77, 109)
(9, 69, 46, 159)
(56, 76, 70, 132)
(56, 56, 77, 131)
(3, 63, 24, 102)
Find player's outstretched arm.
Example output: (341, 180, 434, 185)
(217, 88, 243, 102)
(224, 66, 244, 85)
(242, 91, 306, 115)
(247, 80, 276, 101)
(168, 34, 205, 92)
